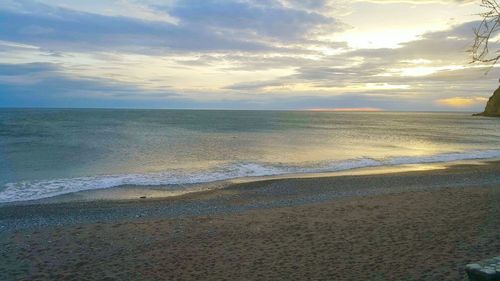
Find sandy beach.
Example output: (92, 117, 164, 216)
(1, 161, 499, 280)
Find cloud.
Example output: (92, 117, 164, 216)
(169, 0, 333, 40)
(0, 2, 266, 53)
(0, 0, 343, 54)
(356, 0, 475, 3)
(218, 19, 497, 111)
(0, 62, 57, 76)
(0, 0, 494, 111)
(0, 62, 187, 108)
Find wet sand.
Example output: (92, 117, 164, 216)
(0, 161, 499, 280)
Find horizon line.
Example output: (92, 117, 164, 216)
(0, 106, 478, 113)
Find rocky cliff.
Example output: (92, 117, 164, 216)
(474, 87, 500, 117)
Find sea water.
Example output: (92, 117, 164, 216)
(0, 109, 499, 202)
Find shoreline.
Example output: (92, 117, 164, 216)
(2, 157, 499, 207)
(1, 159, 499, 231)
(0, 160, 499, 280)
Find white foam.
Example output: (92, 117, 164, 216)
(1, 149, 499, 203)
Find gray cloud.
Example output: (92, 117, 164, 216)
(169, 0, 332, 40)
(0, 62, 58, 76)
(0, 63, 187, 108)
(0, 0, 344, 54)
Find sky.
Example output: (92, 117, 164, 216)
(0, 0, 498, 111)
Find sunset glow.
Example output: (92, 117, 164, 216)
(306, 108, 383, 112)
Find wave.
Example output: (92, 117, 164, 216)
(1, 149, 500, 203)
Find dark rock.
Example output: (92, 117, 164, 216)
(465, 258, 500, 281)
(474, 84, 500, 117)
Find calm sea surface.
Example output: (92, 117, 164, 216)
(0, 109, 499, 202)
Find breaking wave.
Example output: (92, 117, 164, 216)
(1, 149, 499, 203)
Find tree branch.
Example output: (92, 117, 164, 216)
(471, 0, 500, 68)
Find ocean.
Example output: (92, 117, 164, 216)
(0, 109, 499, 203)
